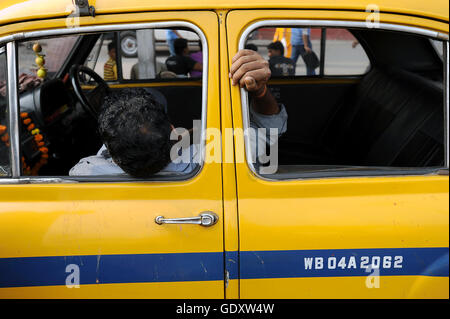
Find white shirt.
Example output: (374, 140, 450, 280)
(69, 105, 287, 176)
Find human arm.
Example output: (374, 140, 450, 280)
(229, 49, 279, 115)
(192, 62, 203, 71)
(302, 33, 312, 53)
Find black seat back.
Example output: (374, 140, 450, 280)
(323, 68, 444, 167)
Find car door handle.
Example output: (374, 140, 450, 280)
(155, 212, 219, 227)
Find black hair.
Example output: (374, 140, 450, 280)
(244, 43, 258, 52)
(107, 41, 116, 52)
(174, 38, 188, 55)
(98, 88, 172, 178)
(268, 41, 284, 56)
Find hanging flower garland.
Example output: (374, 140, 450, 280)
(0, 112, 49, 175)
(33, 42, 47, 79)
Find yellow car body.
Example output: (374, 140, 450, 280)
(0, 0, 448, 299)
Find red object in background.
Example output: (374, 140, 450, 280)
(63, 73, 69, 83)
(254, 28, 354, 41)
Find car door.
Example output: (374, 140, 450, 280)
(227, 9, 449, 298)
(0, 11, 224, 298)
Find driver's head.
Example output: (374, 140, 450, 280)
(98, 88, 172, 178)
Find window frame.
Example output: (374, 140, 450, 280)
(6, 42, 20, 178)
(0, 21, 209, 184)
(238, 19, 449, 181)
(0, 45, 12, 177)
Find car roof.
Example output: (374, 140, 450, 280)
(0, 0, 449, 27)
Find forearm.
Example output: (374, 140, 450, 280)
(193, 62, 203, 71)
(250, 86, 279, 115)
(302, 34, 309, 48)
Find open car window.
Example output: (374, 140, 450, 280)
(15, 26, 205, 181)
(242, 25, 446, 179)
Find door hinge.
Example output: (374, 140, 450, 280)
(73, 0, 96, 17)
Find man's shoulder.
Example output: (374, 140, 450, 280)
(270, 56, 293, 64)
(69, 154, 126, 176)
(165, 55, 179, 65)
(70, 144, 198, 176)
(104, 58, 116, 66)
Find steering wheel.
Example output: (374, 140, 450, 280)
(69, 65, 109, 119)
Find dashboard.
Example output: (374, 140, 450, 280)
(17, 78, 101, 176)
(20, 79, 71, 127)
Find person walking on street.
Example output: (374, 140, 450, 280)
(291, 28, 317, 76)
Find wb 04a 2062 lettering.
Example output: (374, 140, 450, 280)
(305, 255, 403, 271)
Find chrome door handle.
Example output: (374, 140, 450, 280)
(155, 212, 219, 227)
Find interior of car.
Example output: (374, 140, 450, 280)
(0, 26, 446, 180)
(250, 27, 445, 177)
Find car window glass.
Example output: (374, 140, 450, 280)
(18, 36, 79, 80)
(0, 47, 10, 177)
(242, 26, 445, 179)
(120, 29, 202, 80)
(244, 27, 322, 77)
(244, 27, 372, 77)
(324, 28, 371, 75)
(15, 27, 205, 180)
(430, 39, 444, 60)
(84, 32, 118, 82)
(85, 34, 107, 76)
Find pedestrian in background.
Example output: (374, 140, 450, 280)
(291, 28, 317, 76)
(103, 41, 117, 81)
(166, 30, 183, 56)
(267, 41, 295, 77)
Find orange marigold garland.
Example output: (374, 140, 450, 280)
(0, 112, 49, 175)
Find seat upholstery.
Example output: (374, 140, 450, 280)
(281, 68, 445, 167)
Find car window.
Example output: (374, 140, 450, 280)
(245, 27, 322, 77)
(241, 26, 445, 179)
(15, 26, 205, 181)
(121, 29, 202, 80)
(0, 47, 10, 177)
(85, 29, 203, 82)
(85, 33, 109, 76)
(430, 39, 444, 60)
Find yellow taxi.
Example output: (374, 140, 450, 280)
(0, 0, 448, 298)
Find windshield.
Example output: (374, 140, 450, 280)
(18, 35, 79, 79)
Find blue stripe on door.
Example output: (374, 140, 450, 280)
(0, 252, 224, 288)
(240, 247, 449, 279)
(0, 247, 447, 288)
